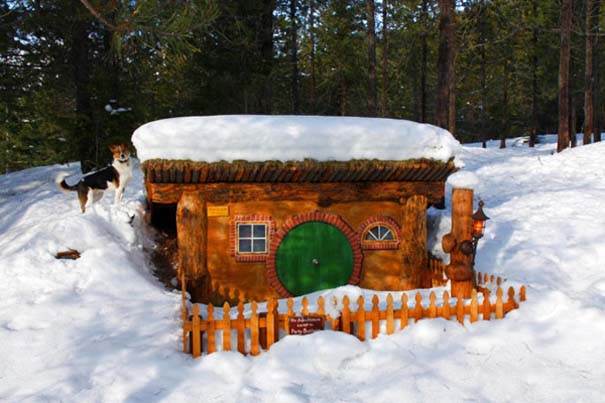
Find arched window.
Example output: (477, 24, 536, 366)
(359, 217, 401, 250)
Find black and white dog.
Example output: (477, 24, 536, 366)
(56, 144, 133, 213)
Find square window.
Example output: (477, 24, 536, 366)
(236, 222, 268, 255)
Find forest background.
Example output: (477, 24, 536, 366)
(0, 0, 599, 173)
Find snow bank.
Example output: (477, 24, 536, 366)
(131, 115, 460, 163)
(3, 134, 605, 401)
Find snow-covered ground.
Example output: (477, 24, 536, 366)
(2, 135, 605, 402)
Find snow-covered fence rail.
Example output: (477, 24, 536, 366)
(182, 285, 526, 358)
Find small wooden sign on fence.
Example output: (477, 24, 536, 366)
(288, 316, 324, 335)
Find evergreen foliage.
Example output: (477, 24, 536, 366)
(0, 0, 600, 172)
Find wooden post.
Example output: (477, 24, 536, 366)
(442, 291, 451, 320)
(482, 289, 491, 320)
(442, 188, 475, 298)
(386, 294, 394, 335)
(400, 294, 409, 329)
(251, 301, 260, 356)
(400, 195, 429, 288)
(495, 288, 504, 319)
(371, 295, 380, 339)
(177, 192, 210, 302)
(428, 292, 437, 318)
(192, 304, 201, 358)
(237, 302, 245, 354)
(207, 304, 216, 354)
(342, 296, 351, 334)
(357, 296, 366, 341)
(414, 292, 422, 322)
(223, 302, 231, 351)
(470, 289, 478, 323)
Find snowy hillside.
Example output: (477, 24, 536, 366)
(2, 136, 605, 402)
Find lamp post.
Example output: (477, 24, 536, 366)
(460, 200, 490, 266)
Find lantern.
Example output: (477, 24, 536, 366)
(471, 200, 489, 239)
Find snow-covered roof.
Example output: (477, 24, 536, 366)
(131, 115, 460, 163)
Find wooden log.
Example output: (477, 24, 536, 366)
(251, 301, 260, 356)
(148, 181, 446, 205)
(400, 294, 409, 329)
(357, 296, 366, 341)
(192, 304, 201, 358)
(443, 188, 475, 299)
(371, 295, 380, 339)
(237, 302, 245, 354)
(386, 294, 394, 335)
(223, 302, 231, 351)
(177, 192, 210, 302)
(400, 195, 429, 288)
(207, 304, 216, 354)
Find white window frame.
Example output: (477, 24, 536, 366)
(237, 222, 268, 254)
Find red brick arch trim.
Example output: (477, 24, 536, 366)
(230, 215, 276, 262)
(358, 216, 401, 250)
(266, 211, 363, 298)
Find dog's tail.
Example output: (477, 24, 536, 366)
(55, 172, 78, 193)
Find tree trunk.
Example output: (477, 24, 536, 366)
(584, 0, 595, 145)
(257, 0, 275, 114)
(593, 0, 601, 142)
(341, 80, 348, 116)
(480, 0, 487, 148)
(70, 18, 94, 173)
(420, 0, 428, 123)
(309, 0, 316, 113)
(381, 0, 388, 117)
(501, 61, 509, 149)
(570, 94, 577, 147)
(437, 0, 456, 135)
(290, 0, 299, 114)
(529, 0, 539, 147)
(367, 0, 377, 116)
(558, 0, 572, 153)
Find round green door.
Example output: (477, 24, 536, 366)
(275, 221, 354, 296)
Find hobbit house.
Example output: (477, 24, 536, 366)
(132, 115, 460, 304)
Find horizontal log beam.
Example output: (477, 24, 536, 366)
(147, 181, 446, 205)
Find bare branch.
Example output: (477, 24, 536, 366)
(78, 0, 117, 31)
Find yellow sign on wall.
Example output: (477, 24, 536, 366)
(207, 205, 230, 217)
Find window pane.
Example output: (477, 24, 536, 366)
(253, 239, 266, 252)
(366, 227, 380, 240)
(382, 229, 394, 240)
(239, 239, 252, 252)
(253, 224, 266, 238)
(238, 224, 252, 238)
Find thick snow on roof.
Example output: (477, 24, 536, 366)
(131, 115, 460, 163)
